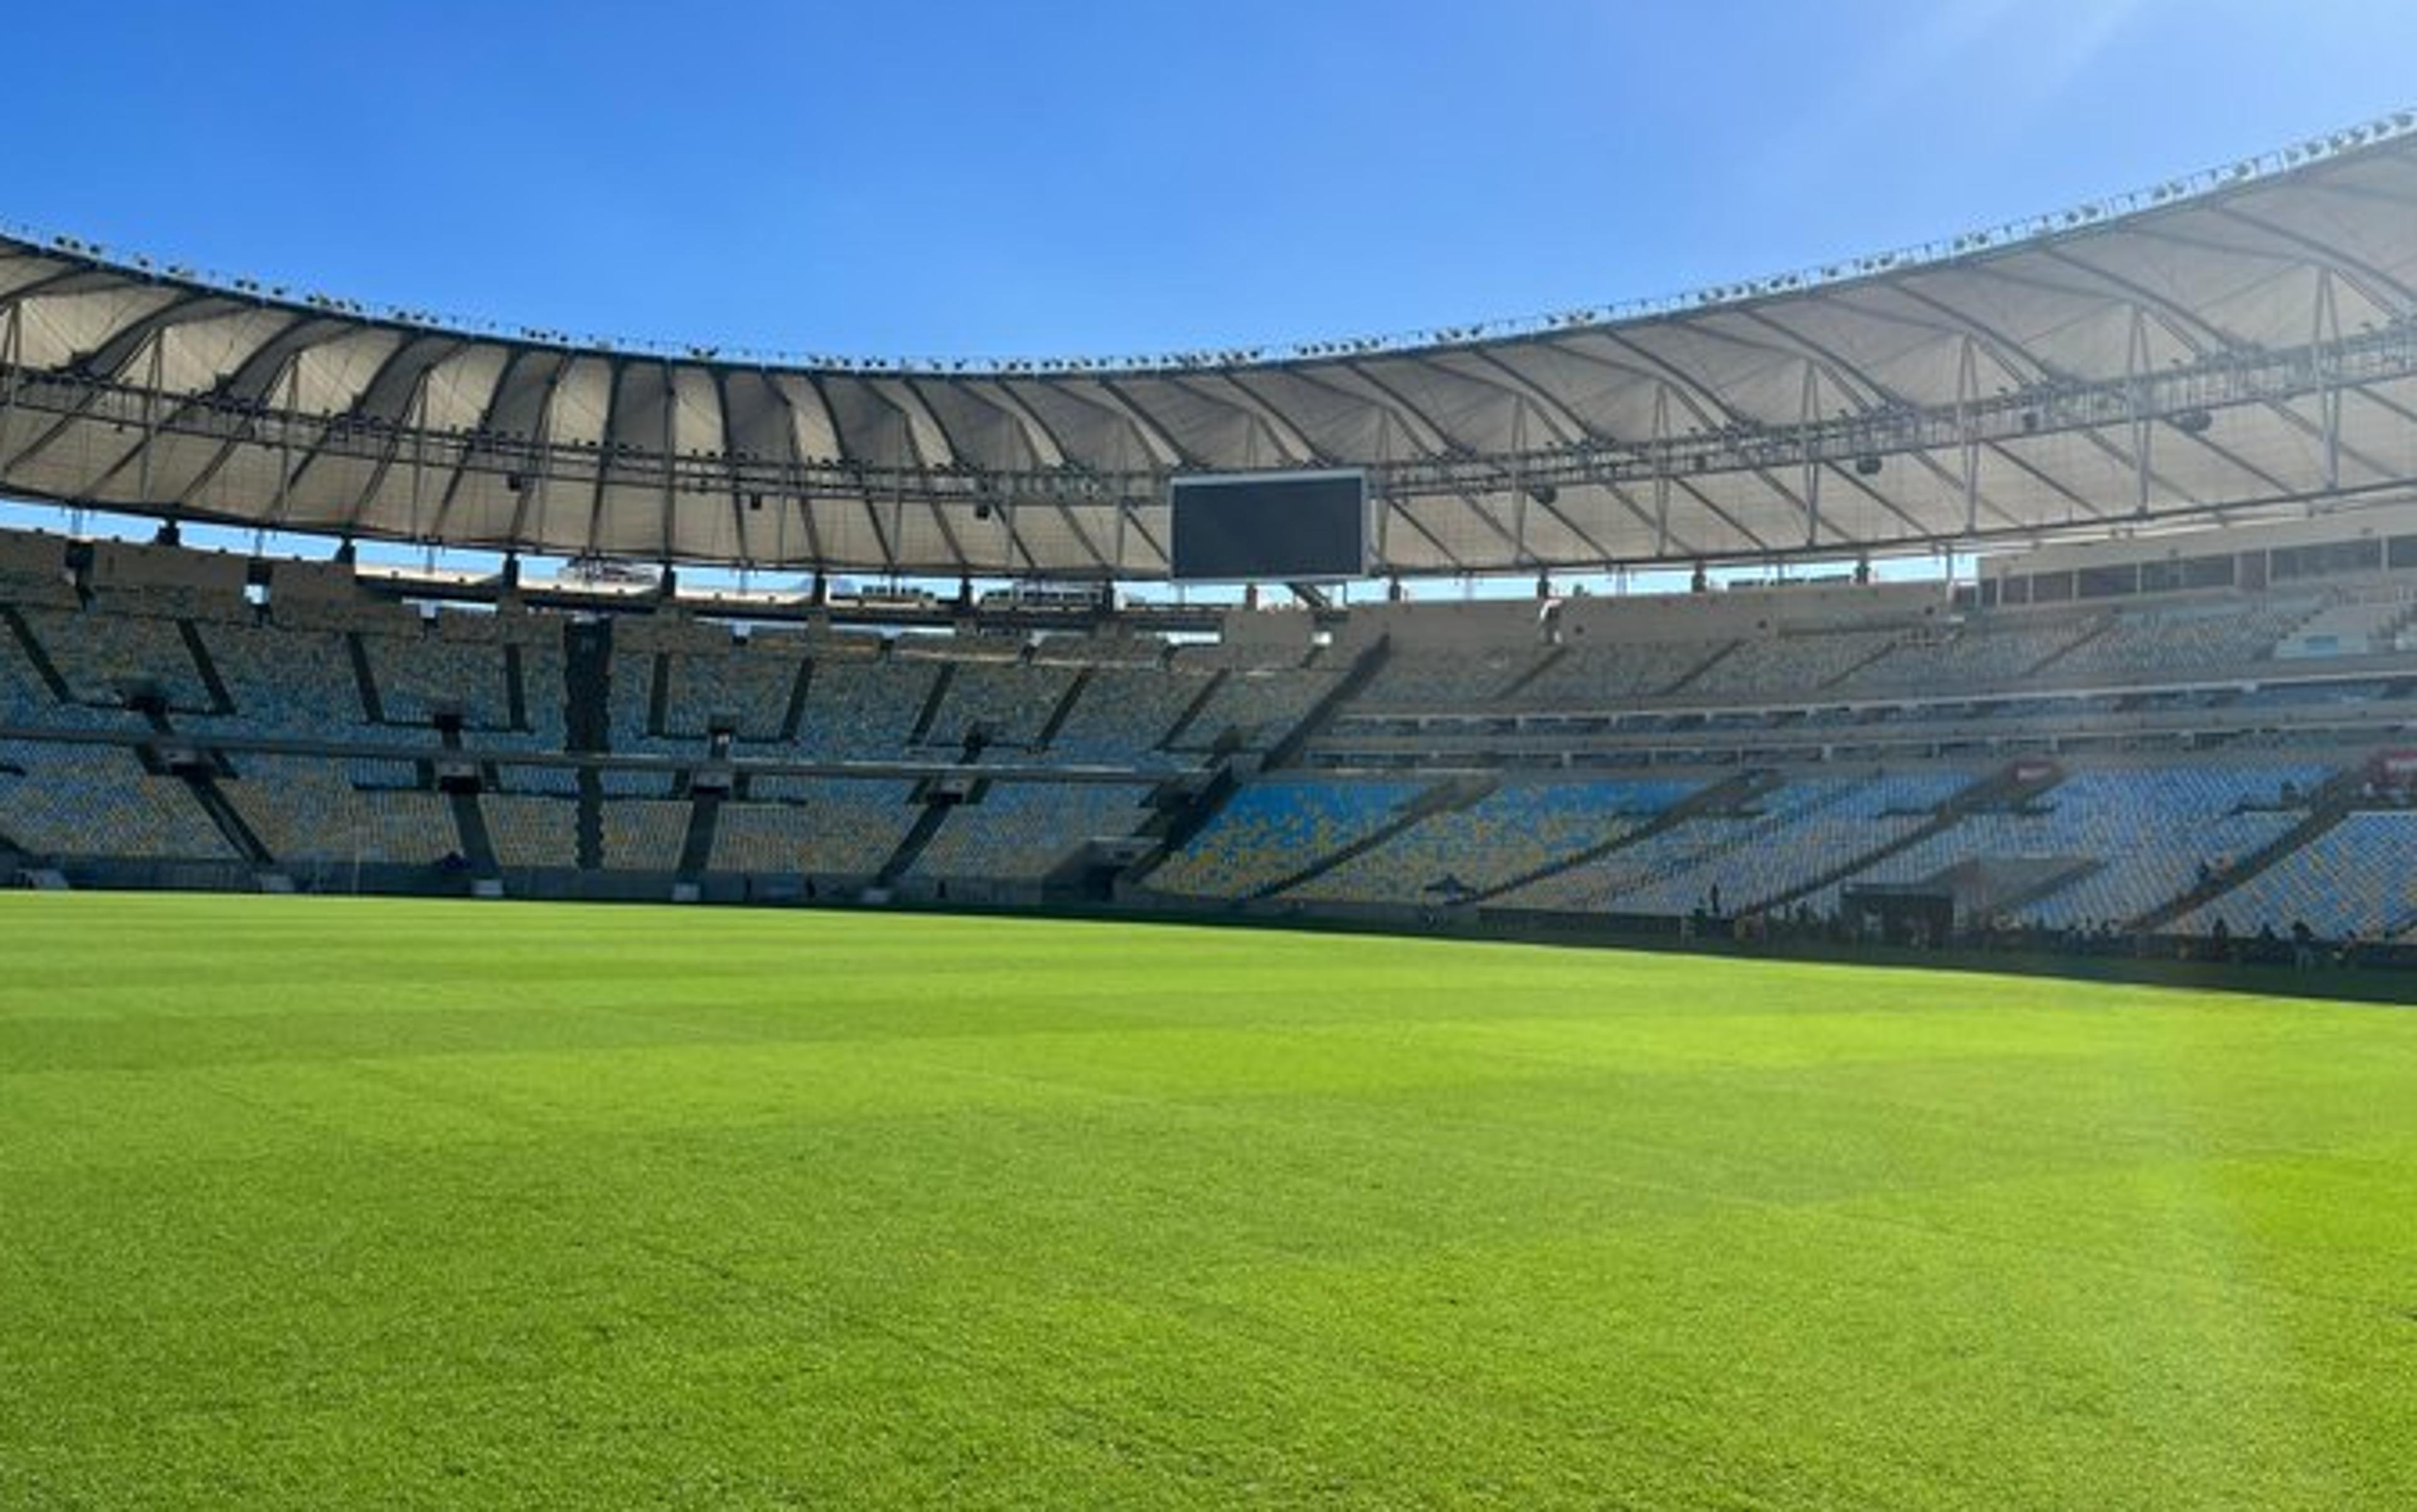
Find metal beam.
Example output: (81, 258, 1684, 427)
(150, 317, 335, 514)
(279, 334, 463, 500)
(344, 359, 439, 538)
(427, 346, 556, 542)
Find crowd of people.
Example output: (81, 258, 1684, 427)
(1675, 899, 2400, 972)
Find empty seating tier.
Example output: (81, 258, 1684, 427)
(1283, 779, 1701, 903)
(1148, 779, 1428, 899)
(2174, 811, 2417, 942)
(222, 755, 459, 867)
(0, 740, 234, 860)
(709, 781, 920, 877)
(913, 783, 1154, 882)
(3, 523, 2413, 952)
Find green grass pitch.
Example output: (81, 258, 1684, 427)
(3, 894, 2414, 1509)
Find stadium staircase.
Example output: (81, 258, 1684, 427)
(907, 662, 957, 745)
(1157, 669, 1231, 749)
(777, 658, 816, 742)
(1659, 639, 1742, 696)
(1251, 775, 1499, 901)
(676, 786, 723, 883)
(1574, 774, 1901, 911)
(447, 789, 502, 880)
(645, 652, 672, 736)
(188, 774, 272, 867)
(573, 773, 605, 871)
(563, 621, 612, 753)
(1118, 765, 1243, 889)
(139, 735, 274, 868)
(1490, 645, 1568, 704)
(176, 622, 235, 714)
(1, 606, 73, 702)
(2126, 766, 2370, 932)
(1263, 636, 1391, 770)
(1470, 770, 1776, 905)
(2016, 618, 2116, 681)
(874, 733, 986, 886)
(1818, 636, 1905, 692)
(1752, 762, 2056, 916)
(343, 634, 388, 723)
(876, 797, 955, 888)
(504, 644, 532, 730)
(564, 621, 613, 871)
(1034, 667, 1093, 748)
(1118, 636, 1399, 890)
(1977, 857, 2110, 919)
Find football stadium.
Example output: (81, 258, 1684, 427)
(5, 10, 2417, 1507)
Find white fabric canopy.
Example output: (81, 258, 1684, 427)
(2, 118, 2413, 575)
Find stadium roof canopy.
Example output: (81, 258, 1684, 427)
(2, 111, 2414, 579)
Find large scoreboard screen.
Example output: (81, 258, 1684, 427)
(1168, 470, 1368, 582)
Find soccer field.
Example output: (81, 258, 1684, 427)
(2, 895, 2413, 1509)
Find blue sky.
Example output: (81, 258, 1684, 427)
(9, 1, 2413, 362)
(3, 1, 2412, 594)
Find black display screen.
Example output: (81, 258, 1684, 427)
(1169, 471, 1366, 581)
